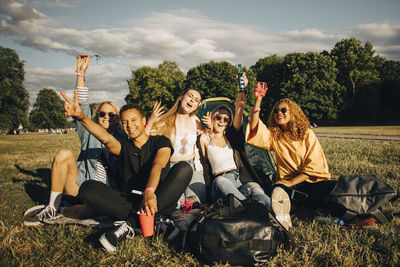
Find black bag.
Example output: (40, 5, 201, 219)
(325, 175, 397, 223)
(184, 196, 291, 266)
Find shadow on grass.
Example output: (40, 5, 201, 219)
(13, 164, 51, 204)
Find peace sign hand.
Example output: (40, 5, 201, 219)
(60, 89, 85, 120)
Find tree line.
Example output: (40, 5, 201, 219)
(1, 38, 399, 130)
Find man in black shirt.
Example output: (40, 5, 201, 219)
(61, 90, 192, 252)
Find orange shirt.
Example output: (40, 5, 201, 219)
(245, 119, 331, 182)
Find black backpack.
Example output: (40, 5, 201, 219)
(183, 195, 291, 266)
(325, 175, 398, 223)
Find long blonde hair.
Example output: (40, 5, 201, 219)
(152, 89, 201, 141)
(267, 98, 309, 141)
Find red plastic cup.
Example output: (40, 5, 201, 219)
(180, 198, 193, 213)
(137, 211, 155, 237)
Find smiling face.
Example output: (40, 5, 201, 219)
(273, 103, 291, 130)
(121, 108, 146, 139)
(97, 103, 118, 130)
(179, 89, 201, 115)
(212, 109, 231, 134)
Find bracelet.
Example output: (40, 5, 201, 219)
(252, 107, 261, 113)
(145, 121, 152, 128)
(145, 187, 155, 193)
(76, 72, 85, 77)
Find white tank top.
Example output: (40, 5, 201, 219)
(207, 142, 237, 175)
(171, 117, 197, 158)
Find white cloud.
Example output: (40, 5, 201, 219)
(2, 1, 400, 108)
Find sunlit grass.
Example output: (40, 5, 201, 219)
(0, 131, 399, 266)
(314, 125, 400, 136)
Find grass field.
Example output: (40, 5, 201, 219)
(1, 129, 400, 266)
(313, 125, 400, 137)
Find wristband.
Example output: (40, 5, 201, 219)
(76, 72, 85, 77)
(145, 187, 155, 193)
(145, 121, 152, 128)
(252, 107, 260, 113)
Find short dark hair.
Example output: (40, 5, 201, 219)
(119, 103, 144, 117)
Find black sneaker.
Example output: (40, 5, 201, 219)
(99, 221, 135, 252)
(155, 215, 179, 241)
(23, 205, 58, 226)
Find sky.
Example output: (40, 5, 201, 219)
(0, 0, 399, 108)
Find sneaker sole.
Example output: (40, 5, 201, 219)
(23, 220, 42, 226)
(24, 204, 45, 217)
(271, 187, 292, 230)
(99, 234, 117, 252)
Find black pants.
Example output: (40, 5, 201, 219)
(292, 180, 337, 209)
(78, 161, 192, 225)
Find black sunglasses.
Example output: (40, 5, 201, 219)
(98, 111, 117, 118)
(215, 114, 230, 123)
(273, 107, 288, 114)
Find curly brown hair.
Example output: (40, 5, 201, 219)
(267, 98, 310, 141)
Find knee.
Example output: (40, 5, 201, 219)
(213, 176, 228, 187)
(171, 161, 193, 183)
(245, 182, 264, 194)
(78, 180, 98, 203)
(54, 149, 74, 163)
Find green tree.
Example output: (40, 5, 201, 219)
(125, 60, 186, 116)
(279, 52, 346, 122)
(185, 61, 256, 113)
(29, 88, 67, 129)
(0, 47, 29, 130)
(331, 38, 380, 121)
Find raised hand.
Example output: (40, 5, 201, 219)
(60, 89, 84, 120)
(201, 111, 213, 130)
(255, 81, 268, 98)
(76, 54, 90, 74)
(148, 100, 165, 125)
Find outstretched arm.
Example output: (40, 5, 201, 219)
(60, 89, 122, 156)
(141, 147, 171, 216)
(249, 82, 268, 131)
(233, 73, 248, 131)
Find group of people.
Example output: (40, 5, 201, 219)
(23, 54, 334, 252)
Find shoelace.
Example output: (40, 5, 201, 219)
(38, 206, 56, 221)
(113, 221, 134, 238)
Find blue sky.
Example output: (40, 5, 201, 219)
(1, 0, 399, 107)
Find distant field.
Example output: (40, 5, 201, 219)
(313, 125, 400, 136)
(1, 130, 399, 266)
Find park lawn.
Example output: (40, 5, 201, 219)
(313, 125, 400, 136)
(0, 130, 399, 266)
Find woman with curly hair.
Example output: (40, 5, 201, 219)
(246, 84, 335, 217)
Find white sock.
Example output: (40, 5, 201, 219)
(49, 191, 62, 211)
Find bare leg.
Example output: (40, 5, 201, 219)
(51, 149, 79, 196)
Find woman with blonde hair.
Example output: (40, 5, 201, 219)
(246, 84, 335, 226)
(147, 89, 206, 204)
(24, 54, 126, 225)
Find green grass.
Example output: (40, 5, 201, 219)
(1, 130, 400, 266)
(313, 125, 400, 136)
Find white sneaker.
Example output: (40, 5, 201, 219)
(23, 205, 58, 226)
(271, 187, 292, 230)
(24, 204, 45, 217)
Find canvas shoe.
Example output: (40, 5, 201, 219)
(23, 205, 58, 226)
(99, 221, 135, 252)
(23, 204, 45, 217)
(271, 187, 292, 230)
(155, 215, 179, 241)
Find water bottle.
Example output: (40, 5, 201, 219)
(238, 64, 245, 91)
(315, 216, 344, 226)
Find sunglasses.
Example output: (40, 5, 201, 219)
(273, 107, 288, 114)
(215, 114, 230, 123)
(98, 111, 117, 118)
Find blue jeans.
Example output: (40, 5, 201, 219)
(212, 171, 271, 207)
(171, 160, 206, 205)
